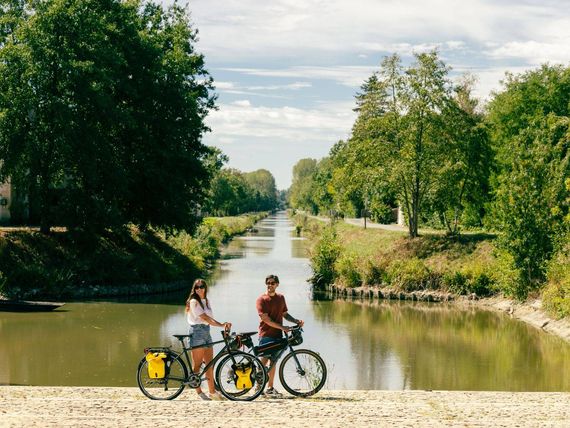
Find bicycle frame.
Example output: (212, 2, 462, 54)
(246, 327, 303, 374)
(165, 331, 243, 385)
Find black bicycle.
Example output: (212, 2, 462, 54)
(236, 326, 327, 397)
(137, 329, 267, 401)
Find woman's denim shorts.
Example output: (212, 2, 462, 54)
(189, 324, 212, 348)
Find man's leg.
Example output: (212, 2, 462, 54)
(260, 356, 277, 388)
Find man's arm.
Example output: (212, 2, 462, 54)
(283, 312, 304, 327)
(259, 313, 291, 332)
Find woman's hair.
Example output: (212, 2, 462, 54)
(185, 278, 210, 312)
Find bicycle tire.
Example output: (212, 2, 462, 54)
(279, 349, 327, 397)
(137, 352, 188, 400)
(215, 351, 267, 401)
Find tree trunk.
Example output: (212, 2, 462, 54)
(38, 170, 51, 234)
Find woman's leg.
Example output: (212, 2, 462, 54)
(203, 346, 216, 394)
(191, 347, 206, 394)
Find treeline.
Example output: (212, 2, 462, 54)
(206, 167, 281, 216)
(290, 52, 569, 305)
(0, 0, 280, 234)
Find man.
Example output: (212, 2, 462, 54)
(256, 274, 304, 396)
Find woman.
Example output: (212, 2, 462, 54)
(185, 278, 231, 401)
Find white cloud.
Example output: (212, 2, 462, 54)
(207, 100, 355, 142)
(357, 41, 463, 56)
(190, 0, 570, 61)
(485, 40, 570, 65)
(214, 81, 235, 90)
(232, 100, 252, 107)
(221, 66, 376, 87)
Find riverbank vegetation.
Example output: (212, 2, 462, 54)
(296, 214, 501, 298)
(289, 52, 569, 318)
(0, 213, 267, 300)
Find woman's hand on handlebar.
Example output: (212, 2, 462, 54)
(223, 322, 232, 332)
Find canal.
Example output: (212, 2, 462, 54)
(1, 212, 569, 391)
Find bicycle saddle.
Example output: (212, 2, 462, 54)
(237, 331, 257, 337)
(173, 334, 191, 340)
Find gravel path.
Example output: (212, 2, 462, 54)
(1, 387, 569, 427)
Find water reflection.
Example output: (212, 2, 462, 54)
(312, 298, 570, 391)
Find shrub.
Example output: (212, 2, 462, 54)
(335, 254, 362, 288)
(442, 271, 468, 294)
(363, 259, 388, 286)
(450, 263, 495, 297)
(491, 250, 526, 300)
(542, 244, 570, 318)
(309, 225, 340, 289)
(388, 258, 438, 292)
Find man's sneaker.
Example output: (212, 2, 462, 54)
(263, 387, 282, 397)
(209, 392, 226, 401)
(197, 392, 211, 401)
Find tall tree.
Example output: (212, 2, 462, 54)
(289, 158, 318, 213)
(430, 74, 493, 233)
(244, 169, 278, 210)
(487, 65, 570, 297)
(0, 0, 216, 233)
(360, 52, 452, 237)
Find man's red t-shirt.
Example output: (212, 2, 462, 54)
(256, 293, 288, 339)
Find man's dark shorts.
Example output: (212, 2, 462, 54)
(258, 336, 284, 361)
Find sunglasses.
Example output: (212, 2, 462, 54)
(195, 285, 206, 290)
(266, 281, 277, 285)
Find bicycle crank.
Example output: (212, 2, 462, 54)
(185, 374, 202, 388)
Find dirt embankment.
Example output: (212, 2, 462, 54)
(476, 296, 570, 343)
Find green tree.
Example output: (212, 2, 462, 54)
(430, 74, 493, 233)
(289, 158, 318, 213)
(488, 65, 570, 297)
(244, 169, 278, 210)
(0, 0, 215, 233)
(208, 169, 249, 216)
(352, 52, 451, 237)
(493, 116, 569, 296)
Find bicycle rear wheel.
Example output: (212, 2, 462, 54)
(137, 352, 188, 400)
(279, 349, 326, 397)
(215, 351, 267, 401)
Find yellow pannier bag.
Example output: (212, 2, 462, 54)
(234, 364, 253, 390)
(146, 352, 167, 379)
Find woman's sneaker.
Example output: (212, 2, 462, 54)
(209, 392, 226, 401)
(197, 392, 211, 401)
(263, 387, 282, 398)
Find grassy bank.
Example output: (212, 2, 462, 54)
(297, 214, 501, 296)
(0, 213, 268, 300)
(294, 213, 569, 320)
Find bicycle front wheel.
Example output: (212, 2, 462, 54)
(137, 352, 188, 400)
(279, 349, 327, 397)
(215, 351, 267, 401)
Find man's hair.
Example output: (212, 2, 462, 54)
(265, 274, 279, 284)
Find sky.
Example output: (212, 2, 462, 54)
(169, 0, 570, 190)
